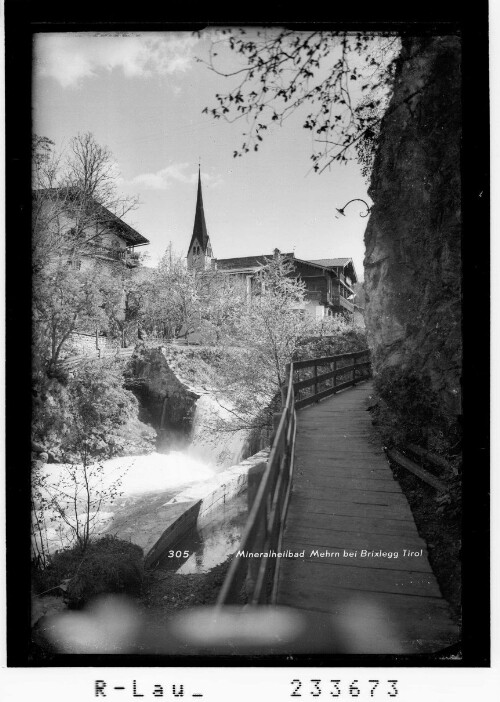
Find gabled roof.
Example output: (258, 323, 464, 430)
(307, 257, 352, 268)
(215, 252, 358, 283)
(216, 252, 294, 270)
(306, 257, 358, 283)
(92, 202, 149, 246)
(34, 187, 149, 246)
(188, 168, 210, 253)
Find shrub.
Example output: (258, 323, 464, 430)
(32, 358, 140, 461)
(33, 536, 144, 609)
(295, 316, 368, 361)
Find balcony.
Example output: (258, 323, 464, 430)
(329, 295, 354, 313)
(304, 290, 322, 303)
(91, 244, 126, 261)
(87, 244, 141, 267)
(126, 251, 141, 267)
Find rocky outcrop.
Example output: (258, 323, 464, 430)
(364, 36, 461, 448)
(125, 346, 199, 451)
(32, 372, 156, 463)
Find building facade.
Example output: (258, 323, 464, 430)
(35, 187, 149, 272)
(186, 171, 358, 318)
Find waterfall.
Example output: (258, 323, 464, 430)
(188, 394, 249, 469)
(160, 396, 168, 431)
(33, 351, 255, 560)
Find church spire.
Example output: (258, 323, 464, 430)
(187, 166, 213, 268)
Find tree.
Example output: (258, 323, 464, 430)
(202, 29, 400, 173)
(31, 358, 140, 560)
(32, 133, 139, 374)
(32, 132, 139, 271)
(211, 255, 308, 431)
(136, 249, 201, 340)
(32, 259, 124, 376)
(32, 454, 123, 559)
(197, 269, 247, 344)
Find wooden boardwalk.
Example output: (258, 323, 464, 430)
(276, 381, 459, 654)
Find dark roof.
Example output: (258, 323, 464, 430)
(34, 187, 149, 246)
(93, 202, 149, 246)
(216, 252, 294, 270)
(307, 257, 352, 268)
(306, 257, 358, 283)
(188, 168, 210, 253)
(214, 251, 358, 283)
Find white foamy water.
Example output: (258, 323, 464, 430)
(32, 386, 252, 558)
(32, 451, 216, 554)
(99, 451, 215, 494)
(189, 394, 248, 467)
(36, 450, 215, 500)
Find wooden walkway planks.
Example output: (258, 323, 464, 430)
(276, 381, 459, 654)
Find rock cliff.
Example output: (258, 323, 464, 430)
(124, 346, 199, 451)
(364, 35, 461, 451)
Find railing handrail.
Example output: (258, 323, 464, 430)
(292, 348, 371, 410)
(216, 348, 371, 606)
(293, 348, 369, 369)
(216, 363, 296, 607)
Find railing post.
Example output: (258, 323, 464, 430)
(314, 360, 318, 401)
(283, 363, 291, 408)
(333, 359, 337, 392)
(270, 412, 282, 444)
(352, 354, 357, 385)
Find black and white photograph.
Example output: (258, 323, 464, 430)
(2, 2, 492, 693)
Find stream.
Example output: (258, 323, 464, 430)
(33, 392, 252, 574)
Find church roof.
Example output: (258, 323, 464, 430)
(188, 168, 210, 253)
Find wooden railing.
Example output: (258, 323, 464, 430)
(216, 364, 297, 607)
(91, 244, 126, 260)
(216, 349, 371, 606)
(292, 349, 371, 409)
(329, 294, 355, 312)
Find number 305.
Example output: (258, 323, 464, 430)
(168, 550, 190, 558)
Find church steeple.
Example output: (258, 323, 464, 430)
(187, 166, 213, 269)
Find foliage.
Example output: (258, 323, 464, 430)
(32, 132, 140, 371)
(32, 536, 144, 609)
(32, 132, 139, 271)
(32, 456, 123, 560)
(197, 269, 247, 343)
(32, 358, 141, 461)
(133, 249, 201, 340)
(31, 359, 146, 564)
(32, 258, 125, 375)
(296, 314, 368, 360)
(211, 255, 308, 430)
(354, 96, 390, 183)
(128, 248, 247, 344)
(202, 29, 400, 173)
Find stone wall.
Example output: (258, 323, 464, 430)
(364, 35, 461, 445)
(144, 448, 270, 568)
(62, 332, 120, 358)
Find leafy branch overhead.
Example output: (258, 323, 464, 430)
(200, 29, 400, 173)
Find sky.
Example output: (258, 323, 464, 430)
(32, 30, 387, 281)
